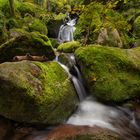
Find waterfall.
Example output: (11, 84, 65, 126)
(57, 15, 76, 44)
(54, 53, 140, 139)
(54, 54, 86, 101)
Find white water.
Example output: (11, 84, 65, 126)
(57, 18, 76, 43)
(67, 97, 118, 131)
(72, 76, 86, 101)
(55, 33, 140, 138)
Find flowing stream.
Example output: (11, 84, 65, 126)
(55, 53, 140, 139)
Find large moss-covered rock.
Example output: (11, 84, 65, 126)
(75, 45, 140, 102)
(0, 61, 78, 124)
(0, 32, 55, 63)
(57, 41, 81, 53)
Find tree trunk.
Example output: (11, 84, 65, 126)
(9, 0, 15, 17)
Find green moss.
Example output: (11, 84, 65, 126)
(0, 61, 78, 124)
(133, 16, 140, 38)
(9, 28, 28, 38)
(17, 2, 36, 18)
(49, 38, 59, 48)
(6, 18, 18, 29)
(75, 45, 140, 102)
(0, 32, 55, 63)
(57, 41, 81, 53)
(28, 19, 48, 35)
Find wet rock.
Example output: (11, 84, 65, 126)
(58, 53, 75, 70)
(0, 116, 13, 140)
(47, 124, 123, 140)
(0, 61, 78, 124)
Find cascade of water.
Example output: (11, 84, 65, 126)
(54, 54, 86, 101)
(55, 54, 140, 139)
(71, 76, 86, 101)
(57, 15, 76, 44)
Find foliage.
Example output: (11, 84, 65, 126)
(17, 2, 36, 17)
(74, 2, 131, 45)
(28, 19, 48, 35)
(133, 16, 140, 38)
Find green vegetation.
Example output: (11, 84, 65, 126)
(57, 41, 81, 53)
(134, 16, 140, 38)
(75, 45, 140, 102)
(28, 19, 48, 35)
(0, 61, 78, 124)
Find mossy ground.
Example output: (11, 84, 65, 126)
(75, 45, 140, 102)
(0, 61, 78, 124)
(57, 41, 81, 53)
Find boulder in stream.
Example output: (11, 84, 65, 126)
(75, 45, 140, 102)
(57, 41, 81, 53)
(0, 61, 78, 124)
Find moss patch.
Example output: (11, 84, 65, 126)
(75, 45, 140, 102)
(0, 61, 78, 124)
(57, 41, 81, 53)
(133, 16, 140, 38)
(28, 19, 48, 35)
(0, 32, 55, 63)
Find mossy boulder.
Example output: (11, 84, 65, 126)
(57, 41, 81, 53)
(133, 16, 140, 38)
(75, 45, 140, 102)
(0, 61, 78, 124)
(0, 32, 55, 63)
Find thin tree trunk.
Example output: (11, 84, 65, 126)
(9, 0, 15, 17)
